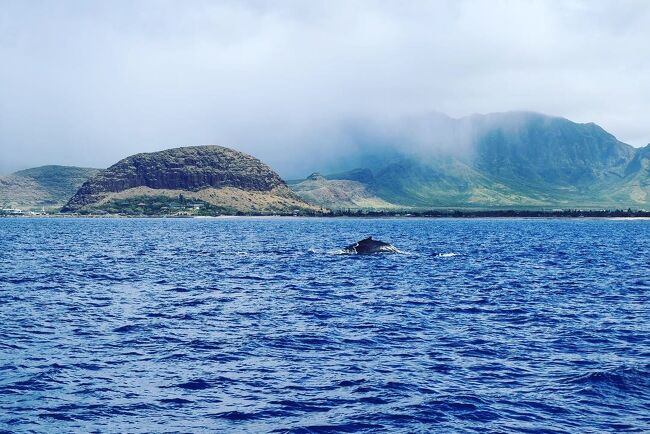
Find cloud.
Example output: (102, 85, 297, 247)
(1, 0, 649, 176)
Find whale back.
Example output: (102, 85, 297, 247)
(345, 236, 396, 254)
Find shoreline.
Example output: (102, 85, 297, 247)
(3, 212, 650, 220)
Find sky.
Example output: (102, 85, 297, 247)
(1, 0, 649, 177)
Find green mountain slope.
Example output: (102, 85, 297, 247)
(0, 165, 100, 210)
(290, 112, 649, 209)
(605, 144, 650, 205)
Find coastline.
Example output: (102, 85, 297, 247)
(3, 210, 650, 220)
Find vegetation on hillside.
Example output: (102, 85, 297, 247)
(291, 113, 650, 210)
(0, 166, 99, 210)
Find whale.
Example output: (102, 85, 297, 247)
(343, 236, 399, 254)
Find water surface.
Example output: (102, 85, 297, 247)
(1, 217, 649, 432)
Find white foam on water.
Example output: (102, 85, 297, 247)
(326, 248, 412, 256)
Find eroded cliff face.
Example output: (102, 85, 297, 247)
(62, 145, 308, 212)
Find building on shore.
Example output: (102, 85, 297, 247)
(0, 208, 24, 216)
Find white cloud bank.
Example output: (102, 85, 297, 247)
(1, 0, 649, 176)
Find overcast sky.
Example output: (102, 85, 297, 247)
(1, 0, 649, 176)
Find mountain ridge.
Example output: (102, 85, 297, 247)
(3, 112, 649, 212)
(290, 112, 649, 209)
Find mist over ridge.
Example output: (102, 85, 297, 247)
(286, 110, 638, 178)
(289, 110, 650, 209)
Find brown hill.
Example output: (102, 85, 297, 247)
(63, 146, 320, 215)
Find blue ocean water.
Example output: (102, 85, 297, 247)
(0, 217, 649, 433)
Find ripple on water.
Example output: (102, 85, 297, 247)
(0, 217, 649, 432)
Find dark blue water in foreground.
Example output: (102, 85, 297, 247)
(1, 218, 649, 433)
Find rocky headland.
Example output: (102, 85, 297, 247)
(62, 145, 320, 215)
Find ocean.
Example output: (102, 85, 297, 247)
(1, 217, 649, 433)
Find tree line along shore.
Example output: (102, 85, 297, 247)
(2, 208, 650, 218)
